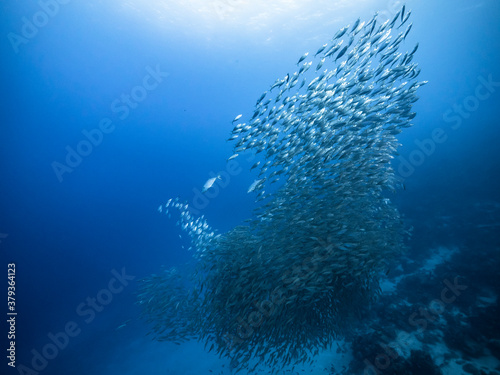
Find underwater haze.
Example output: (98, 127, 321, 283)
(1, 1, 500, 374)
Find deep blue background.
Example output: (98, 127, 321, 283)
(1, 1, 499, 374)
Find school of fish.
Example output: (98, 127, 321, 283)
(138, 7, 425, 373)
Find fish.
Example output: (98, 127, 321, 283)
(115, 319, 131, 330)
(351, 18, 361, 33)
(389, 11, 401, 28)
(256, 92, 267, 106)
(314, 43, 328, 57)
(298, 61, 312, 74)
(201, 175, 221, 192)
(400, 9, 412, 28)
(297, 52, 309, 65)
(353, 20, 366, 35)
(324, 40, 343, 58)
(247, 179, 263, 193)
(403, 23, 413, 40)
(335, 45, 348, 61)
(332, 25, 349, 40)
(316, 57, 325, 71)
(138, 6, 424, 374)
(250, 161, 260, 170)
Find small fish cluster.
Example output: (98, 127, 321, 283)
(138, 7, 424, 373)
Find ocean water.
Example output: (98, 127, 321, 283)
(1, 1, 499, 374)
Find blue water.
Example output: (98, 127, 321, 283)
(1, 1, 499, 374)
